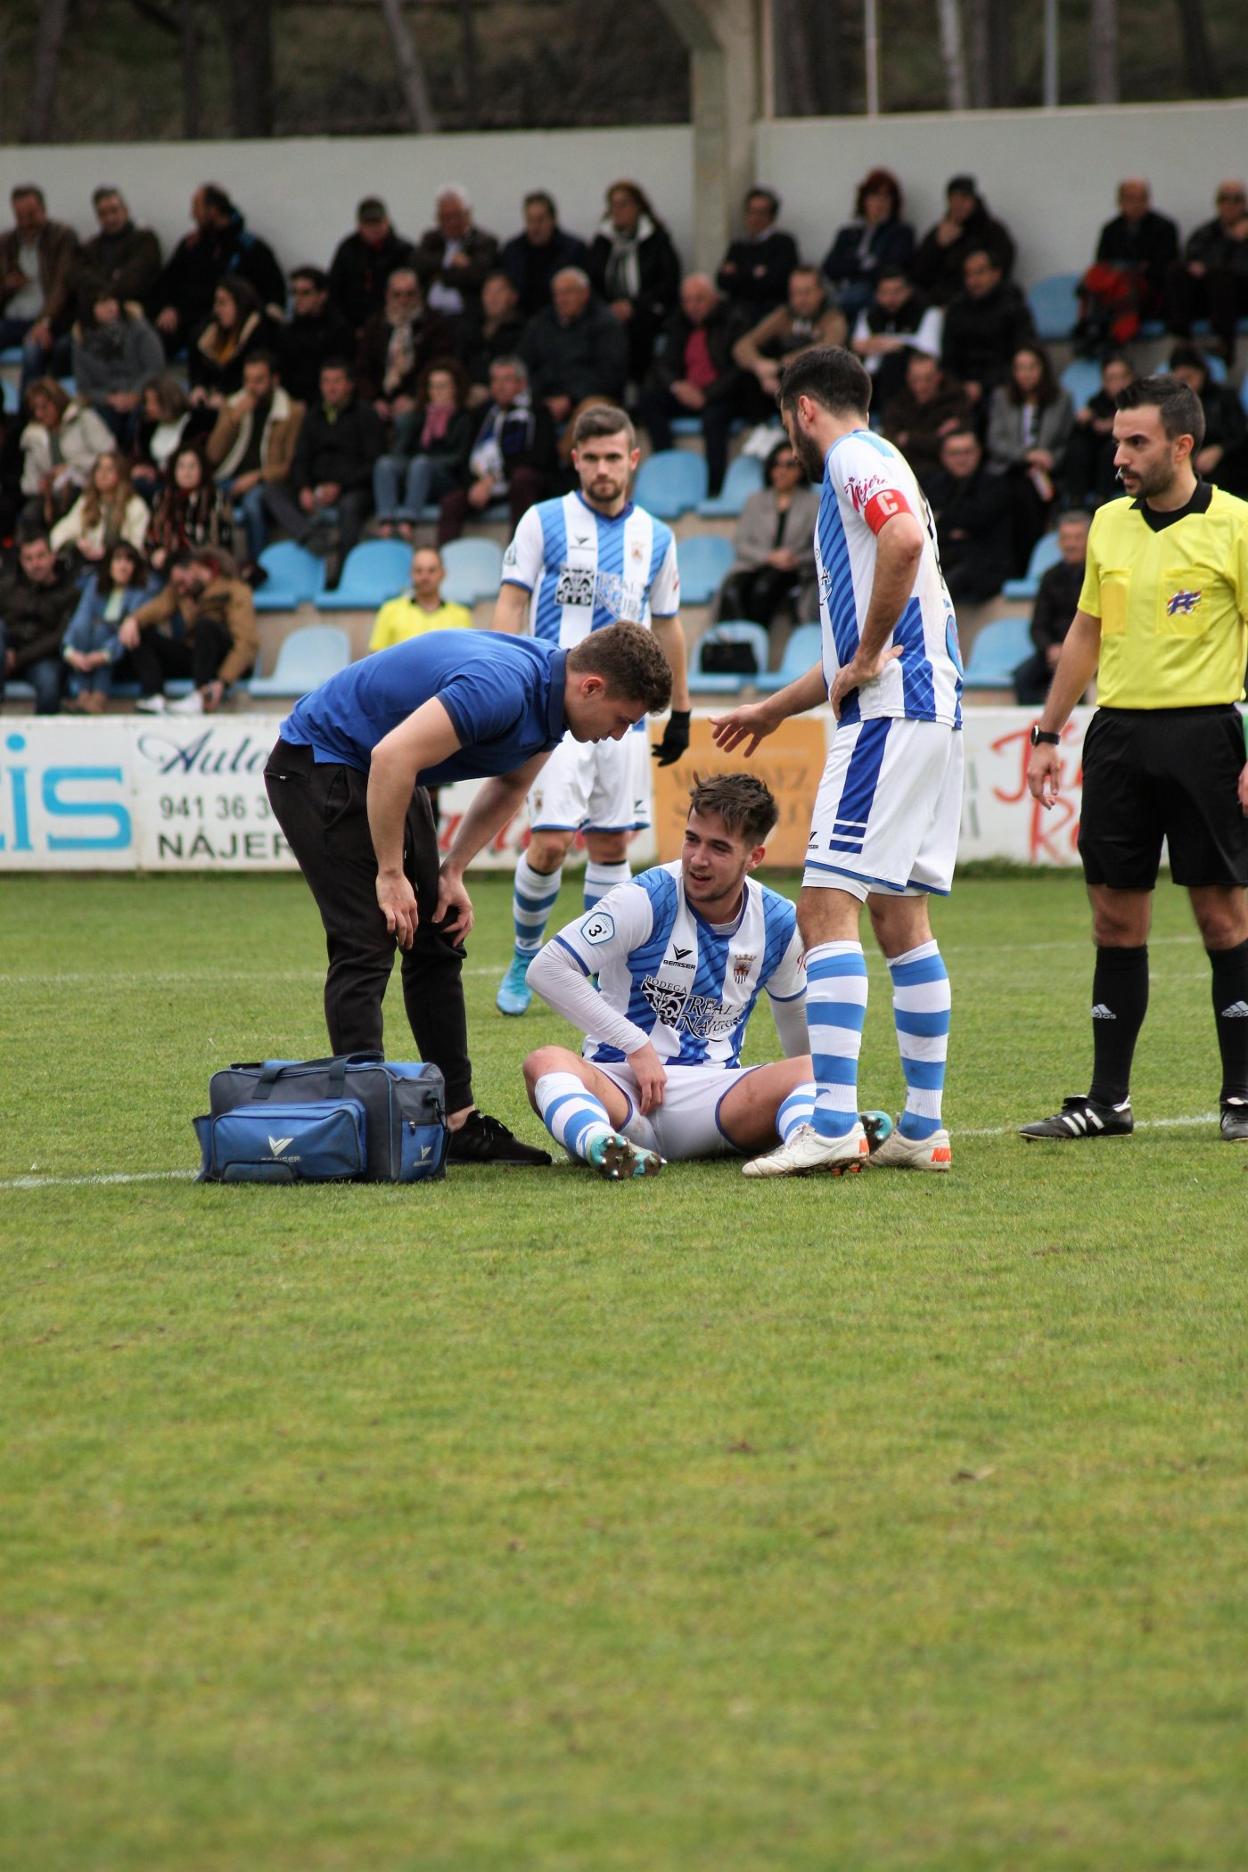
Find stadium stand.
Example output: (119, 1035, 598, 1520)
(247, 624, 352, 698)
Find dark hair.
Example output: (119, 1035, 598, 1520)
(941, 426, 979, 448)
(778, 346, 872, 419)
(17, 526, 51, 550)
(1167, 343, 1209, 378)
(963, 247, 999, 273)
(688, 773, 778, 845)
(605, 178, 663, 229)
(417, 355, 470, 407)
(243, 349, 279, 375)
(1116, 372, 1205, 448)
(571, 402, 636, 449)
(524, 190, 558, 218)
(24, 377, 68, 420)
(92, 184, 122, 206)
(212, 275, 260, 321)
(357, 196, 388, 222)
(170, 441, 208, 484)
(11, 183, 45, 206)
(789, 263, 823, 287)
(290, 265, 328, 291)
(567, 621, 672, 713)
(746, 186, 780, 216)
(875, 265, 910, 287)
(765, 438, 801, 480)
(200, 184, 233, 218)
(855, 167, 902, 218)
(1007, 343, 1059, 408)
(142, 371, 189, 420)
(319, 356, 354, 380)
(97, 540, 147, 595)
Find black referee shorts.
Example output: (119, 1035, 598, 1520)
(1078, 704, 1248, 891)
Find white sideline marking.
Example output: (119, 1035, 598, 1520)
(0, 1112, 1226, 1191)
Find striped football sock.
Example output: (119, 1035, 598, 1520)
(534, 1071, 614, 1161)
(776, 1080, 817, 1141)
(807, 941, 869, 1141)
(583, 858, 630, 912)
(512, 853, 563, 959)
(888, 939, 951, 1140)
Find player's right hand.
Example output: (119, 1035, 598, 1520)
(709, 701, 775, 758)
(627, 1041, 667, 1115)
(1027, 744, 1062, 810)
(376, 869, 419, 948)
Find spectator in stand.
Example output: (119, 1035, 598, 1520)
(438, 356, 555, 544)
(520, 267, 628, 429)
(328, 197, 418, 337)
(205, 351, 304, 567)
(500, 190, 590, 320)
(461, 270, 526, 404)
(637, 273, 742, 497)
(73, 186, 162, 318)
(277, 267, 354, 405)
(912, 174, 1016, 308)
(716, 438, 818, 629)
(1012, 510, 1090, 707)
(1167, 344, 1248, 494)
(189, 277, 278, 406)
(716, 187, 799, 316)
(122, 547, 258, 716)
(588, 179, 681, 381)
(146, 443, 234, 572)
(1060, 352, 1135, 508)
(131, 373, 213, 499)
(19, 378, 113, 527)
(941, 247, 1036, 403)
(986, 343, 1074, 571)
(368, 544, 472, 650)
(414, 186, 499, 334)
(356, 268, 455, 420)
(262, 359, 384, 584)
(50, 451, 149, 570)
(0, 185, 79, 389)
(850, 267, 942, 412)
(373, 358, 475, 536)
(62, 542, 158, 714)
(926, 428, 1012, 604)
(0, 531, 79, 713)
(1074, 178, 1178, 353)
(822, 167, 915, 324)
(152, 184, 284, 358)
(71, 288, 164, 444)
(733, 265, 847, 424)
(1164, 180, 1248, 364)
(882, 351, 975, 489)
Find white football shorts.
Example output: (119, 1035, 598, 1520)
(527, 727, 651, 834)
(802, 716, 964, 900)
(593, 1059, 760, 1161)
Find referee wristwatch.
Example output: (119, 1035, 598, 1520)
(1030, 725, 1061, 747)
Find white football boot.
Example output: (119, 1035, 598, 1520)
(742, 1120, 870, 1179)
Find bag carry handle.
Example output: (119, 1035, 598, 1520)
(250, 1050, 383, 1101)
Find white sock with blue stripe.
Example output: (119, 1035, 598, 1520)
(534, 1071, 614, 1161)
(776, 1081, 817, 1141)
(807, 941, 869, 1141)
(512, 853, 562, 960)
(583, 858, 630, 912)
(888, 939, 951, 1140)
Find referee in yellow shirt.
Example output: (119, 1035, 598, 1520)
(368, 546, 473, 652)
(1024, 373, 1248, 1143)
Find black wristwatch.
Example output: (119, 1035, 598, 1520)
(1030, 725, 1061, 747)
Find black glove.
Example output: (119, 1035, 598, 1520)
(651, 708, 691, 767)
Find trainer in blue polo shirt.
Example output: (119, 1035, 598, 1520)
(264, 622, 673, 1167)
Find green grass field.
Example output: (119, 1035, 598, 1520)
(3, 869, 1245, 1872)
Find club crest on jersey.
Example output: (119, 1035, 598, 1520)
(1166, 589, 1202, 615)
(731, 951, 756, 985)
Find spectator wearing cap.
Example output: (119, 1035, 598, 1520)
(732, 265, 847, 424)
(716, 188, 799, 316)
(328, 198, 419, 338)
(0, 184, 80, 390)
(519, 267, 628, 428)
(1163, 179, 1248, 366)
(638, 273, 742, 497)
(414, 186, 499, 333)
(356, 269, 456, 425)
(500, 191, 591, 320)
(277, 267, 354, 404)
(850, 268, 942, 412)
(822, 168, 915, 324)
(437, 356, 555, 544)
(73, 186, 162, 320)
(152, 184, 284, 358)
(587, 179, 682, 381)
(911, 174, 1016, 308)
(940, 248, 1035, 403)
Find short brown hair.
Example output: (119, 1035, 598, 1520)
(571, 402, 636, 450)
(566, 622, 671, 713)
(687, 773, 778, 845)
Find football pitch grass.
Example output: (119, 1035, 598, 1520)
(3, 868, 1245, 1871)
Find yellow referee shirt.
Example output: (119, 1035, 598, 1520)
(368, 596, 473, 654)
(1078, 484, 1248, 708)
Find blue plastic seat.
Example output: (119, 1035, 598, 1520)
(675, 534, 735, 606)
(633, 449, 708, 520)
(1002, 530, 1063, 602)
(248, 625, 352, 697)
(0, 345, 22, 366)
(962, 616, 1034, 693)
(696, 453, 764, 518)
(1059, 358, 1102, 410)
(440, 537, 503, 606)
(756, 622, 823, 693)
(1027, 273, 1081, 343)
(315, 539, 412, 611)
(690, 620, 770, 694)
(254, 541, 327, 613)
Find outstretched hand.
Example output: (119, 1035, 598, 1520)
(709, 701, 775, 758)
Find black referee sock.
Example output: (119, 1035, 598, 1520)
(1088, 944, 1149, 1107)
(1208, 938, 1248, 1105)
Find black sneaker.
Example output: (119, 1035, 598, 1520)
(1220, 1100, 1248, 1141)
(1019, 1094, 1134, 1141)
(447, 1109, 552, 1166)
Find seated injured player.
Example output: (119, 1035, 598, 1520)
(522, 772, 890, 1178)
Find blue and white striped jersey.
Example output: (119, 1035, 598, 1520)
(553, 861, 805, 1068)
(816, 430, 964, 729)
(501, 491, 680, 649)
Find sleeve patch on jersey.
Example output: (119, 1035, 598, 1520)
(579, 911, 615, 946)
(862, 488, 913, 533)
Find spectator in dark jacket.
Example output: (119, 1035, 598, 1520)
(438, 356, 556, 543)
(1164, 180, 1248, 365)
(461, 271, 527, 402)
(355, 269, 456, 419)
(588, 179, 681, 381)
(373, 358, 476, 534)
(413, 186, 499, 333)
(0, 184, 80, 389)
(74, 186, 162, 318)
(926, 429, 1012, 604)
(716, 188, 799, 316)
(261, 359, 385, 580)
(328, 198, 418, 337)
(520, 268, 628, 424)
(500, 191, 591, 319)
(882, 351, 975, 489)
(188, 277, 278, 404)
(1013, 510, 1090, 705)
(822, 168, 915, 323)
(152, 185, 284, 358)
(146, 442, 235, 572)
(72, 290, 164, 443)
(850, 268, 943, 412)
(941, 249, 1036, 402)
(1074, 178, 1178, 351)
(278, 267, 354, 404)
(912, 174, 1016, 308)
(1168, 344, 1248, 493)
(0, 531, 78, 712)
(1061, 353, 1135, 507)
(638, 274, 742, 495)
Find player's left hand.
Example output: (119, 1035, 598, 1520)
(1238, 761, 1248, 816)
(829, 647, 902, 720)
(627, 1041, 667, 1114)
(436, 865, 475, 941)
(652, 709, 691, 766)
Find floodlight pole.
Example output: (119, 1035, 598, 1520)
(864, 0, 880, 115)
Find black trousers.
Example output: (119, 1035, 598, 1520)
(131, 619, 236, 696)
(263, 737, 473, 1111)
(261, 484, 372, 561)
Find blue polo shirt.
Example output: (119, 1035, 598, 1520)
(279, 630, 569, 784)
